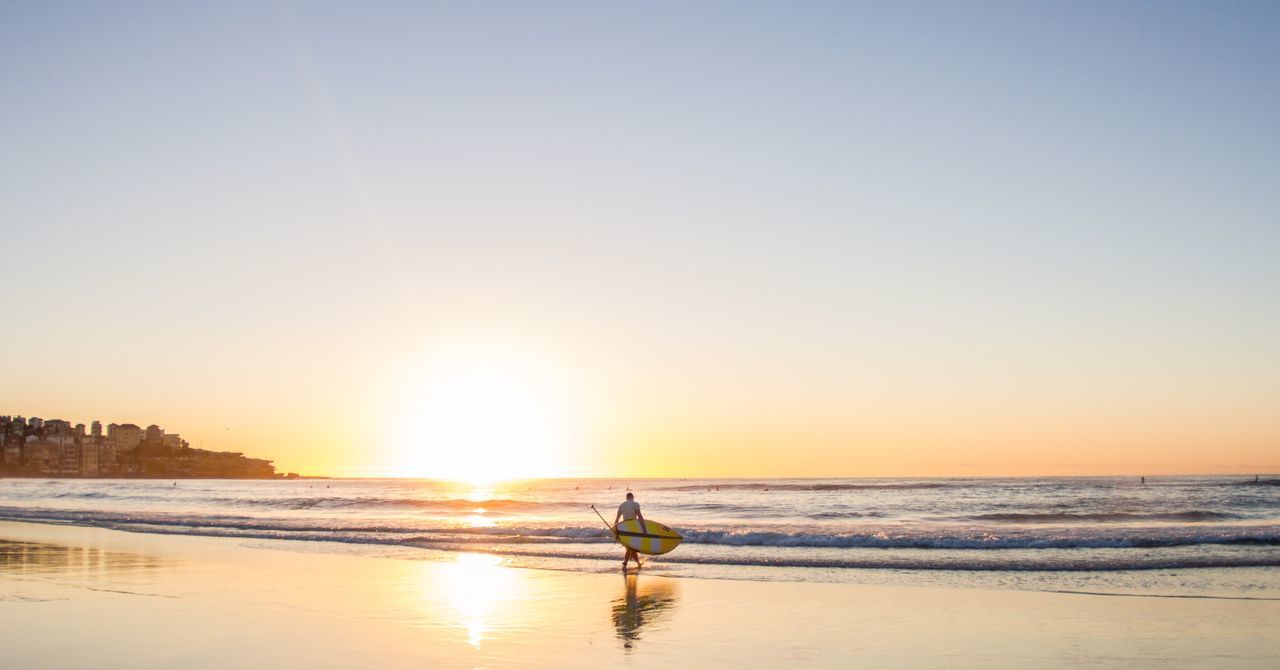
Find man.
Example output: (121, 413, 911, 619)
(613, 491, 647, 571)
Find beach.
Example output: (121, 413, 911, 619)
(3, 520, 1277, 668)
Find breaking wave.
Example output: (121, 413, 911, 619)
(3, 506, 1278, 552)
(950, 511, 1245, 523)
(653, 482, 953, 492)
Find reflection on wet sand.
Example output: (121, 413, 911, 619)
(433, 552, 523, 648)
(611, 573, 678, 651)
(0, 538, 168, 576)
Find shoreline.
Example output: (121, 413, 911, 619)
(3, 473, 1275, 480)
(0, 474, 291, 480)
(3, 520, 1279, 668)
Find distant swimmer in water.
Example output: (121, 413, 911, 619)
(613, 492, 647, 571)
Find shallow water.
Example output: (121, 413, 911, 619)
(2, 476, 1277, 596)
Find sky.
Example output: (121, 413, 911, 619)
(2, 1, 1278, 478)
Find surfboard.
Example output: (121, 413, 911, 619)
(614, 519, 683, 556)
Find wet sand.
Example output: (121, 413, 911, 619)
(1, 520, 1277, 668)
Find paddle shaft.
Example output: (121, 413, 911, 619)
(590, 505, 615, 536)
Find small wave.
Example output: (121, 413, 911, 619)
(671, 502, 883, 518)
(653, 482, 951, 492)
(5, 507, 1279, 551)
(138, 495, 582, 513)
(49, 491, 111, 499)
(66, 525, 1280, 573)
(606, 552, 1280, 572)
(805, 511, 886, 520)
(675, 528, 1280, 549)
(952, 511, 1244, 524)
(0, 490, 586, 512)
(0, 507, 618, 541)
(0, 507, 430, 535)
(237, 496, 568, 512)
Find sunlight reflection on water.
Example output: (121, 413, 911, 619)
(463, 514, 496, 528)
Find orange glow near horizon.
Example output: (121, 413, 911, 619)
(51, 338, 1276, 481)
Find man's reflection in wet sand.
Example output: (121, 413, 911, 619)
(0, 539, 166, 576)
(611, 573, 678, 651)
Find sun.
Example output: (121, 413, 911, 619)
(392, 346, 578, 483)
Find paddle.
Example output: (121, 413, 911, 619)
(590, 505, 616, 538)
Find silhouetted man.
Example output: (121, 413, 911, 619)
(613, 492, 647, 570)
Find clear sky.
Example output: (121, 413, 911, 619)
(2, 2, 1277, 478)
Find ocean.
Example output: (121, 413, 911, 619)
(2, 476, 1278, 597)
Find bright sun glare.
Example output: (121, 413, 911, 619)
(394, 347, 577, 483)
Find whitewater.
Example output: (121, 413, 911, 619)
(2, 476, 1278, 596)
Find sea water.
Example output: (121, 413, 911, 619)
(2, 476, 1277, 597)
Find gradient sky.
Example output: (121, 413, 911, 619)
(2, 2, 1278, 477)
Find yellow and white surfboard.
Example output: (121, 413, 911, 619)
(614, 519, 683, 556)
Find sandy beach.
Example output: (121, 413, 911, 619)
(2, 520, 1277, 668)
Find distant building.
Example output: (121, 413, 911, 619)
(23, 440, 60, 473)
(110, 423, 143, 453)
(48, 434, 76, 450)
(60, 442, 79, 476)
(46, 434, 78, 475)
(3, 413, 276, 479)
(81, 439, 100, 476)
(98, 442, 116, 475)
